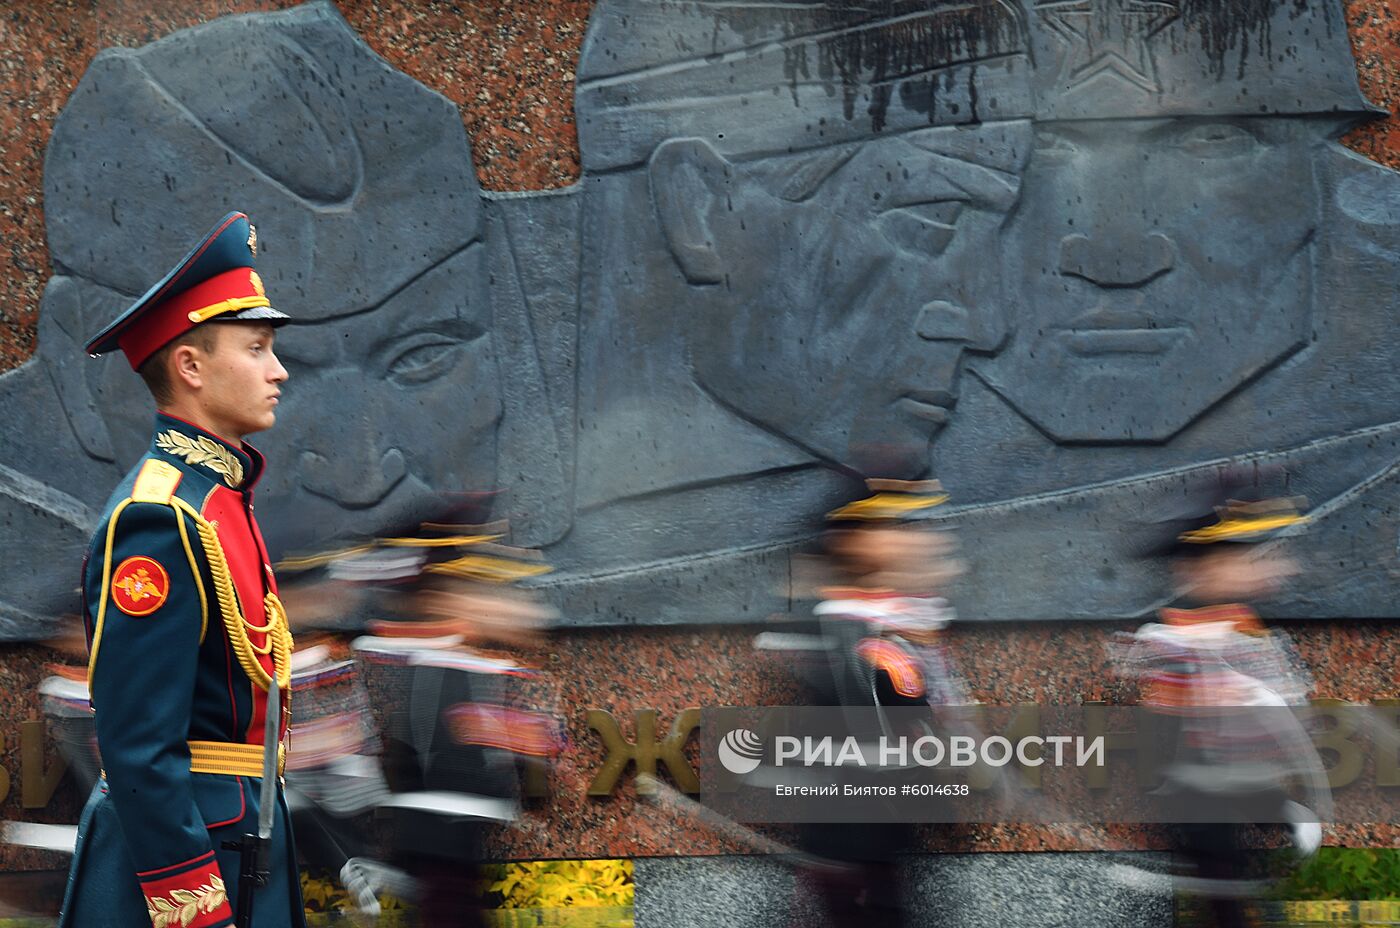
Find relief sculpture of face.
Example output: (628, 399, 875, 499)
(576, 0, 1036, 483)
(977, 115, 1323, 442)
(52, 4, 509, 555)
(668, 122, 1031, 477)
(90, 243, 502, 553)
(257, 247, 502, 550)
(968, 0, 1374, 444)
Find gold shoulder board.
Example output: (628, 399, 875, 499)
(131, 459, 183, 504)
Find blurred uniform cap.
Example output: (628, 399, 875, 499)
(1140, 468, 1307, 559)
(827, 478, 951, 525)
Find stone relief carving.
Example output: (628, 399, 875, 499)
(928, 0, 1400, 619)
(0, 3, 562, 634)
(0, 0, 1395, 636)
(543, 0, 1035, 622)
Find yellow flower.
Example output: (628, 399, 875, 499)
(484, 859, 635, 909)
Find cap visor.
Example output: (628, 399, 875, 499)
(223, 304, 291, 323)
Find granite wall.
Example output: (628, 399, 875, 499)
(1, 0, 1395, 373)
(0, 0, 589, 371)
(0, 617, 1396, 873)
(0, 0, 1397, 874)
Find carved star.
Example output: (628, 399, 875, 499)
(1035, 0, 1180, 94)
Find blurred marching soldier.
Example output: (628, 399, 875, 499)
(1117, 475, 1325, 928)
(813, 480, 969, 711)
(59, 213, 302, 928)
(362, 521, 558, 928)
(39, 665, 102, 800)
(759, 479, 970, 928)
(280, 640, 389, 918)
(277, 503, 559, 927)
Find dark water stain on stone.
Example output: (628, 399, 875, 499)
(1175, 0, 1336, 81)
(710, 1, 1027, 131)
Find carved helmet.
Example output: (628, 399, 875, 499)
(1023, 0, 1380, 121)
(578, 0, 1036, 171)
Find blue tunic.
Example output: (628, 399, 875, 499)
(59, 413, 304, 928)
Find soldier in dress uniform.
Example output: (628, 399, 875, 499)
(271, 496, 559, 925)
(344, 514, 556, 928)
(1117, 477, 1323, 928)
(763, 479, 969, 928)
(58, 212, 303, 928)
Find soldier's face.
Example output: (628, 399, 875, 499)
(687, 123, 1030, 477)
(194, 323, 288, 440)
(1174, 546, 1299, 604)
(828, 524, 964, 593)
(976, 116, 1324, 443)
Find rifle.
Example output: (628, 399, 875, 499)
(223, 677, 282, 927)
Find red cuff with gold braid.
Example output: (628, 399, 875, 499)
(138, 850, 233, 928)
(855, 637, 926, 698)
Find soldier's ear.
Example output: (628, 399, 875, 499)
(171, 343, 203, 390)
(648, 137, 733, 286)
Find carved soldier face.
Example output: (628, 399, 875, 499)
(41, 4, 511, 554)
(258, 246, 501, 548)
(95, 246, 501, 552)
(975, 115, 1331, 443)
(656, 123, 1031, 477)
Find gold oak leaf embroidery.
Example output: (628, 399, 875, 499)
(156, 431, 244, 487)
(145, 875, 226, 927)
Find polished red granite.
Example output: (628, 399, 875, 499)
(0, 618, 1395, 868)
(344, 1, 590, 192)
(0, 641, 89, 872)
(1344, 0, 1400, 171)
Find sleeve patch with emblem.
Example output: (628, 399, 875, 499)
(111, 556, 171, 616)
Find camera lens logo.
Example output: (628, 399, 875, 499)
(718, 729, 763, 775)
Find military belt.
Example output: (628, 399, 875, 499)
(188, 740, 286, 778)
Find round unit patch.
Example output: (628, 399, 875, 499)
(111, 556, 170, 616)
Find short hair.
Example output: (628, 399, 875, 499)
(137, 324, 220, 406)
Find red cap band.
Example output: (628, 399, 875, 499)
(117, 267, 268, 370)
